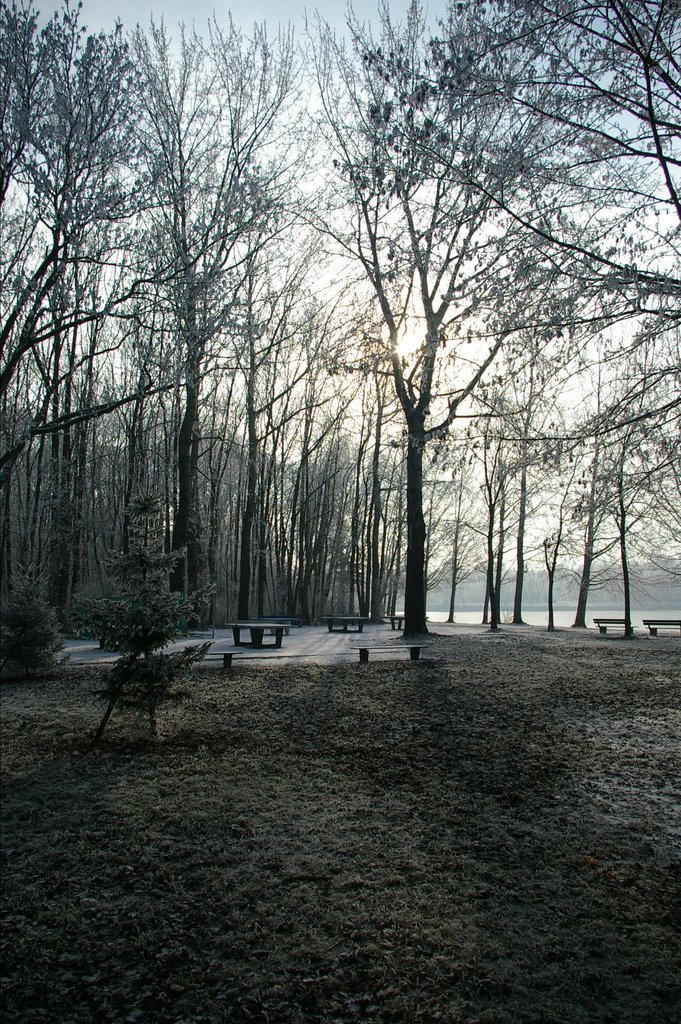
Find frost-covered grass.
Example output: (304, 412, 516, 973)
(1, 631, 680, 1023)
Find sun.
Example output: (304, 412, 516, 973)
(395, 326, 424, 357)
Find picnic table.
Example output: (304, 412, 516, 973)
(326, 615, 370, 633)
(230, 621, 289, 648)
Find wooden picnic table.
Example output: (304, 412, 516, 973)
(230, 621, 289, 648)
(326, 615, 370, 633)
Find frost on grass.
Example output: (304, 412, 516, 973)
(1, 631, 680, 1023)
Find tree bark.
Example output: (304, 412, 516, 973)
(237, 336, 258, 619)
(512, 454, 528, 624)
(573, 443, 600, 628)
(369, 393, 384, 621)
(404, 424, 428, 635)
(617, 472, 634, 637)
(170, 380, 199, 594)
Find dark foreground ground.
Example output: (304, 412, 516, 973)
(1, 629, 680, 1024)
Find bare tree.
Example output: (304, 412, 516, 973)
(132, 18, 299, 595)
(426, 0, 681, 423)
(0, 3, 145, 495)
(314, 2, 555, 634)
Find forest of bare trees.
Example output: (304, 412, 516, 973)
(1, 0, 679, 635)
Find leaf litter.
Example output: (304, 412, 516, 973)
(1, 629, 680, 1023)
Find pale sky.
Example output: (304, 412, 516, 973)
(35, 0, 448, 37)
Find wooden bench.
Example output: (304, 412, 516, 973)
(642, 618, 681, 636)
(203, 651, 237, 669)
(326, 615, 370, 633)
(593, 618, 631, 634)
(202, 650, 284, 669)
(354, 643, 430, 663)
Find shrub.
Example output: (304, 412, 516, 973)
(86, 492, 213, 741)
(0, 579, 64, 676)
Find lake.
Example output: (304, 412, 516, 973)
(427, 608, 681, 629)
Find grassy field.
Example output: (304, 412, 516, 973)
(1, 630, 680, 1023)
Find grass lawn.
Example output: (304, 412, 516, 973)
(1, 630, 680, 1023)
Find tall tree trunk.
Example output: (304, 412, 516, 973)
(573, 545, 594, 629)
(447, 531, 459, 623)
(512, 454, 528, 624)
(170, 380, 199, 594)
(573, 432, 601, 628)
(238, 360, 258, 619)
(0, 478, 12, 596)
(404, 424, 428, 635)
(123, 390, 145, 554)
(369, 394, 384, 621)
(447, 481, 466, 623)
(493, 487, 503, 622)
(486, 509, 498, 631)
(617, 472, 634, 637)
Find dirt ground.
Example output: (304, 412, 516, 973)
(1, 629, 680, 1024)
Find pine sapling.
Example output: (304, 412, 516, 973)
(87, 492, 211, 741)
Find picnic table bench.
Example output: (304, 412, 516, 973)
(230, 621, 289, 648)
(326, 615, 370, 633)
(642, 618, 681, 636)
(202, 648, 283, 669)
(385, 615, 429, 630)
(354, 643, 430, 663)
(203, 650, 238, 669)
(593, 618, 631, 634)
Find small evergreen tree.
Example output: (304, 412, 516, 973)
(0, 577, 64, 676)
(86, 492, 210, 741)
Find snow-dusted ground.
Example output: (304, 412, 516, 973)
(3, 627, 679, 1023)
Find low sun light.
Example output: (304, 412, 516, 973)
(395, 327, 424, 358)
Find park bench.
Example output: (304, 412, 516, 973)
(354, 643, 430, 663)
(202, 651, 237, 669)
(642, 618, 681, 636)
(202, 648, 288, 670)
(593, 618, 630, 634)
(326, 615, 370, 633)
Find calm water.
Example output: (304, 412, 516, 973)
(428, 608, 681, 629)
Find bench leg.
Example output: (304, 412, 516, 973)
(222, 653, 233, 669)
(409, 646, 421, 660)
(599, 626, 607, 634)
(359, 649, 369, 663)
(650, 627, 657, 636)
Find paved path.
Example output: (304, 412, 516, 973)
(61, 622, 482, 668)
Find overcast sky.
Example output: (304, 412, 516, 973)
(36, 0, 448, 37)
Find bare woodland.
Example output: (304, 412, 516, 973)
(1, 5, 680, 1022)
(0, 0, 679, 631)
